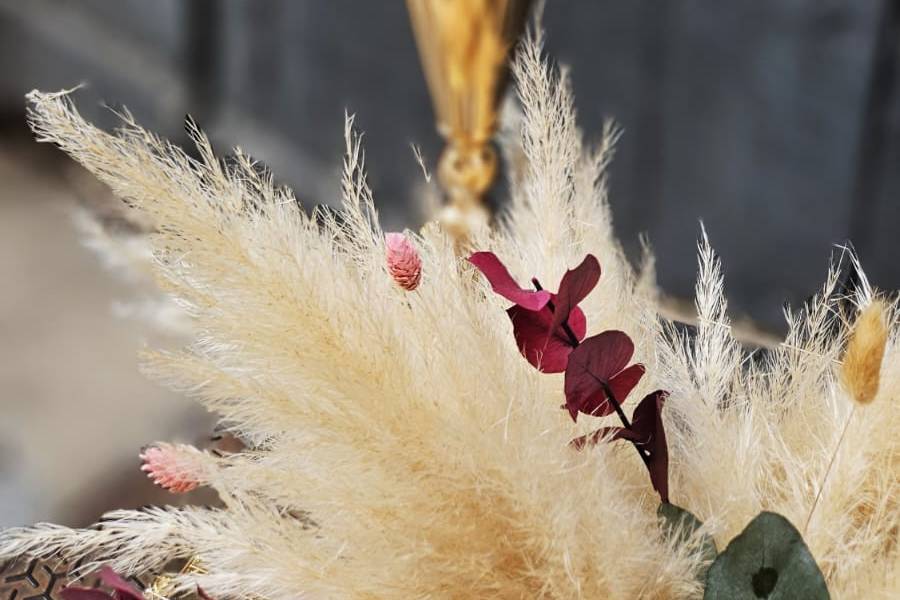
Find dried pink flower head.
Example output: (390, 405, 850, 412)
(385, 232, 422, 291)
(139, 442, 206, 494)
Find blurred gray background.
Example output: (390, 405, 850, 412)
(1, 0, 899, 525)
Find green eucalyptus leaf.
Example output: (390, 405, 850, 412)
(704, 511, 829, 599)
(658, 502, 717, 582)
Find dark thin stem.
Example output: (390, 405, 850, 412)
(599, 381, 634, 432)
(556, 307, 582, 348)
(534, 278, 650, 464)
(602, 382, 651, 465)
(532, 278, 581, 347)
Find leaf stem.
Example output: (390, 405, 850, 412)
(600, 382, 635, 438)
(532, 278, 581, 347)
(602, 381, 652, 466)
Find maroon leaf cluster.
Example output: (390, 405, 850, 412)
(470, 251, 671, 502)
(469, 252, 597, 373)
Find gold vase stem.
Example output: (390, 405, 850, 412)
(407, 0, 532, 235)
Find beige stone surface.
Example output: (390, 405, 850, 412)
(0, 139, 212, 527)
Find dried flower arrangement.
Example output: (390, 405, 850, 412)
(0, 30, 898, 599)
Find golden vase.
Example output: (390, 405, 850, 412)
(406, 0, 532, 236)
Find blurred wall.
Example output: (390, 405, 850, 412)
(1, 0, 899, 331)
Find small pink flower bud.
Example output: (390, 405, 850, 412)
(385, 232, 422, 291)
(139, 443, 206, 494)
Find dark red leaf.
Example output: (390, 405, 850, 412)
(564, 331, 640, 420)
(197, 588, 216, 600)
(61, 588, 115, 600)
(97, 567, 145, 600)
(608, 363, 646, 403)
(565, 303, 587, 339)
(569, 390, 670, 503)
(547, 255, 601, 344)
(508, 300, 586, 373)
(631, 390, 670, 502)
(578, 363, 647, 418)
(468, 252, 551, 311)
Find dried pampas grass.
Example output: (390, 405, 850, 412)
(1, 31, 898, 599)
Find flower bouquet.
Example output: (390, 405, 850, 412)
(0, 30, 897, 599)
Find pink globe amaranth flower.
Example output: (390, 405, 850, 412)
(385, 232, 422, 291)
(139, 442, 205, 494)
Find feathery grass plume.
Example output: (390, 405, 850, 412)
(67, 163, 192, 334)
(73, 207, 193, 334)
(655, 240, 900, 597)
(801, 294, 891, 566)
(841, 298, 888, 405)
(3, 29, 900, 599)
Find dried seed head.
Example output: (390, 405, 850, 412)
(385, 232, 422, 291)
(841, 298, 889, 406)
(139, 443, 206, 494)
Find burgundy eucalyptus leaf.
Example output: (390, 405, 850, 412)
(564, 331, 644, 420)
(197, 588, 216, 600)
(61, 588, 117, 600)
(468, 252, 551, 311)
(630, 390, 670, 502)
(569, 390, 670, 502)
(547, 254, 601, 344)
(97, 568, 145, 600)
(60, 568, 145, 600)
(577, 363, 646, 419)
(508, 298, 586, 373)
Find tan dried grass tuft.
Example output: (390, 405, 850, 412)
(841, 298, 888, 406)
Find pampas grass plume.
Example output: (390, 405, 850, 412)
(841, 298, 888, 406)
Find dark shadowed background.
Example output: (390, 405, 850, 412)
(1, 0, 899, 525)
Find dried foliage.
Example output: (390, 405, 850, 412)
(1, 31, 898, 599)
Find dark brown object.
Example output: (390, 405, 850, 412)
(0, 557, 149, 600)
